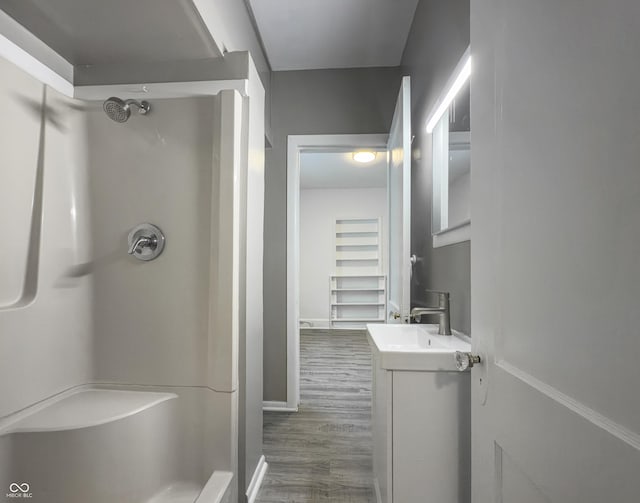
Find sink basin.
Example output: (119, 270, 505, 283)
(366, 323, 471, 371)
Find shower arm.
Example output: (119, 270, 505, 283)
(124, 99, 150, 114)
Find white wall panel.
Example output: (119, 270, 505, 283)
(0, 55, 92, 416)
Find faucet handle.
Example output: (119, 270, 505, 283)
(128, 236, 155, 255)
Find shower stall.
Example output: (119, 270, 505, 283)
(0, 45, 265, 503)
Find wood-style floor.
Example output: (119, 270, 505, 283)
(256, 329, 375, 502)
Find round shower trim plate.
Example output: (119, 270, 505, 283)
(127, 223, 165, 261)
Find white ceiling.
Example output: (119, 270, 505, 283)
(300, 151, 387, 190)
(248, 0, 419, 71)
(0, 0, 220, 66)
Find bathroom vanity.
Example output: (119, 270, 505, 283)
(367, 324, 471, 503)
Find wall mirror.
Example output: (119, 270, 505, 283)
(427, 47, 471, 247)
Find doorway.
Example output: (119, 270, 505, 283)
(282, 134, 388, 410)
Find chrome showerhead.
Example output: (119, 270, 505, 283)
(103, 97, 150, 123)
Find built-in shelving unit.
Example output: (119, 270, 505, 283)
(330, 217, 386, 329)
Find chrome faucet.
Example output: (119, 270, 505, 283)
(410, 290, 451, 335)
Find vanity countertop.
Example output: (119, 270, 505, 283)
(366, 323, 471, 371)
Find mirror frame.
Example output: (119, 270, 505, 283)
(426, 46, 471, 248)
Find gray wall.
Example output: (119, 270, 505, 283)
(263, 67, 402, 401)
(401, 0, 471, 334)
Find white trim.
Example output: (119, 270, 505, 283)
(386, 77, 412, 323)
(299, 318, 330, 329)
(433, 221, 471, 248)
(73, 79, 248, 100)
(245, 455, 268, 503)
(497, 360, 640, 451)
(262, 401, 298, 412)
(287, 134, 388, 411)
(427, 46, 472, 248)
(0, 31, 73, 97)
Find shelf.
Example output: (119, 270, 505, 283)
(335, 224, 378, 233)
(331, 302, 385, 306)
(336, 251, 378, 260)
(331, 274, 385, 278)
(336, 268, 379, 275)
(335, 237, 378, 246)
(336, 218, 378, 224)
(336, 258, 378, 263)
(331, 288, 385, 292)
(331, 217, 385, 329)
(330, 318, 385, 322)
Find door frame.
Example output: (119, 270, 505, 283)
(386, 76, 412, 324)
(277, 134, 388, 412)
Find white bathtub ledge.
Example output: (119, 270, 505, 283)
(0, 387, 177, 435)
(196, 471, 234, 503)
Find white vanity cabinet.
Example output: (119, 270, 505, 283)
(368, 324, 471, 503)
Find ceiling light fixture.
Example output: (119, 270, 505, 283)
(353, 151, 377, 163)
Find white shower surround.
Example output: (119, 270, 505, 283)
(0, 387, 234, 503)
(0, 46, 265, 502)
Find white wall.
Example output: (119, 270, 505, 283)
(0, 55, 92, 417)
(300, 187, 387, 327)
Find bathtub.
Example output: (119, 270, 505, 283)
(0, 387, 234, 503)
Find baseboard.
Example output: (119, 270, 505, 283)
(263, 400, 298, 412)
(301, 327, 369, 334)
(299, 318, 329, 329)
(246, 455, 268, 503)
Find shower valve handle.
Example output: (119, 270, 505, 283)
(127, 236, 156, 255)
(127, 223, 165, 261)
